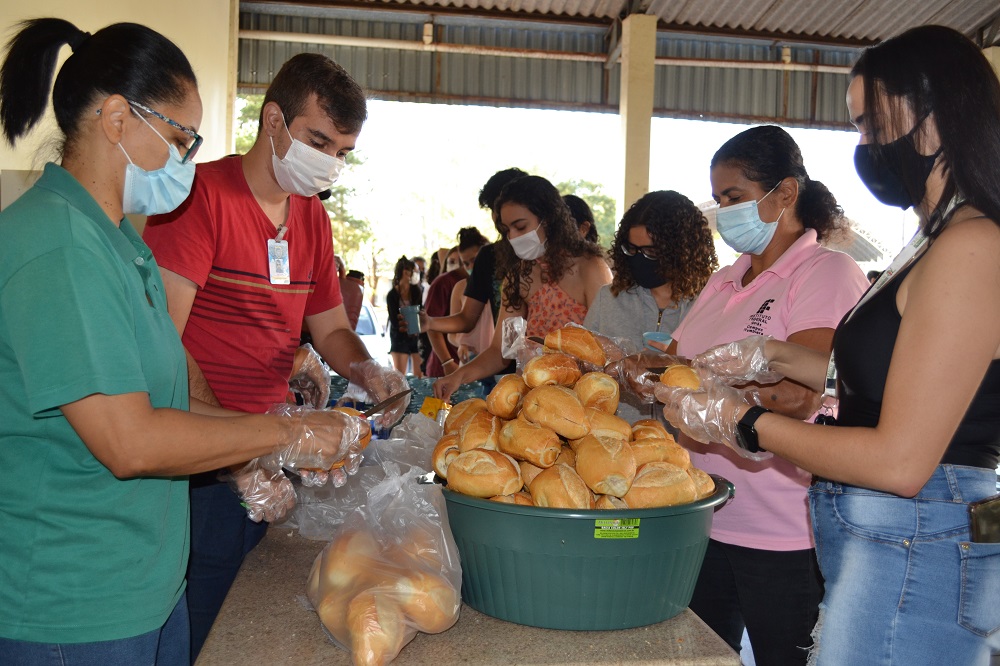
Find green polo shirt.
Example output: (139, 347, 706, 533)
(0, 163, 190, 642)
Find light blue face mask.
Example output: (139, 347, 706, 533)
(715, 182, 785, 255)
(119, 114, 195, 216)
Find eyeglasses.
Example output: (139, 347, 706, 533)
(127, 99, 203, 164)
(620, 243, 659, 260)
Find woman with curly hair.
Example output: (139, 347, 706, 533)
(654, 124, 869, 665)
(583, 190, 717, 423)
(433, 175, 611, 400)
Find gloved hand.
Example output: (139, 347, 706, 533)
(225, 457, 297, 523)
(268, 403, 362, 472)
(296, 414, 370, 486)
(349, 359, 410, 428)
(298, 467, 349, 488)
(288, 343, 332, 409)
(655, 378, 772, 462)
(604, 352, 689, 404)
(692, 335, 783, 386)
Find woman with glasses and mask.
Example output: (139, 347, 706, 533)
(652, 125, 869, 665)
(583, 190, 717, 424)
(0, 19, 359, 664)
(433, 175, 612, 401)
(661, 26, 1000, 664)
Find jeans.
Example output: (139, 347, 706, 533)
(809, 464, 1000, 665)
(187, 475, 268, 664)
(688, 539, 823, 666)
(0, 595, 189, 666)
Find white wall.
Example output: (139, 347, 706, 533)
(0, 0, 236, 172)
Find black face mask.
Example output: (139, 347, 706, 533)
(627, 253, 667, 289)
(854, 120, 942, 210)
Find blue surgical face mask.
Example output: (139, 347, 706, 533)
(714, 182, 785, 255)
(119, 114, 195, 216)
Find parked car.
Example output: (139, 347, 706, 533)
(355, 301, 391, 368)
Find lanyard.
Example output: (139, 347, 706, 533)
(824, 227, 928, 397)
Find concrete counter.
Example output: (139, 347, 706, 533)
(196, 528, 739, 665)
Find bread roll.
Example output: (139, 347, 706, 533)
(631, 419, 673, 441)
(585, 407, 632, 442)
(457, 410, 502, 452)
(392, 570, 460, 634)
(333, 406, 373, 450)
(630, 437, 691, 470)
(392, 526, 443, 572)
(518, 460, 544, 489)
(315, 588, 353, 646)
(543, 326, 606, 366)
(431, 434, 461, 479)
(574, 371, 620, 414)
(521, 385, 589, 440)
(444, 398, 488, 434)
(348, 589, 407, 666)
(595, 494, 630, 510)
(529, 463, 595, 509)
(554, 445, 576, 467)
(623, 462, 698, 508)
(312, 528, 380, 594)
(573, 434, 637, 498)
(687, 466, 716, 500)
(659, 364, 701, 390)
(489, 491, 534, 506)
(523, 352, 582, 388)
(486, 374, 529, 419)
(498, 416, 561, 468)
(446, 449, 522, 498)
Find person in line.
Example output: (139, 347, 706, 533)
(385, 256, 423, 376)
(0, 19, 358, 664)
(563, 193, 599, 244)
(143, 52, 409, 660)
(336, 255, 363, 330)
(434, 175, 612, 401)
(584, 190, 717, 423)
(661, 26, 1000, 665)
(657, 125, 869, 665)
(424, 228, 490, 377)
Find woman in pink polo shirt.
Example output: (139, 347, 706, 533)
(663, 126, 868, 665)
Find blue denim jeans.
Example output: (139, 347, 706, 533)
(808, 465, 1000, 665)
(0, 594, 188, 666)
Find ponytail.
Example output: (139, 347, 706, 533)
(0, 19, 195, 150)
(796, 177, 845, 242)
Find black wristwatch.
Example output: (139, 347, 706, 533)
(736, 406, 772, 453)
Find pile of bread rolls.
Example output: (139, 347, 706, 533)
(433, 331, 715, 510)
(306, 524, 460, 665)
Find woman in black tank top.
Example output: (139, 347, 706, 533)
(657, 26, 1000, 665)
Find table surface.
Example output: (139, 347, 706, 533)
(196, 528, 740, 666)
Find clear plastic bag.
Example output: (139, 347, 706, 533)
(604, 351, 690, 404)
(304, 451, 461, 665)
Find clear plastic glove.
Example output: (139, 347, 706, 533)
(692, 335, 783, 386)
(299, 467, 349, 488)
(288, 343, 332, 409)
(225, 457, 296, 523)
(269, 403, 362, 472)
(605, 352, 689, 404)
(349, 359, 410, 429)
(655, 378, 772, 462)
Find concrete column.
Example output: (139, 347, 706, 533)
(985, 46, 1000, 81)
(619, 14, 657, 212)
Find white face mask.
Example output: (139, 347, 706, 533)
(446, 259, 460, 272)
(270, 117, 345, 197)
(508, 227, 546, 261)
(409, 272, 420, 285)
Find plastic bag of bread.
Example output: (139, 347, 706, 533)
(542, 323, 638, 370)
(498, 316, 545, 371)
(604, 351, 691, 404)
(306, 465, 462, 665)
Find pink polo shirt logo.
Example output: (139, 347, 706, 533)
(746, 298, 774, 335)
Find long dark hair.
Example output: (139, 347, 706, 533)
(563, 194, 599, 243)
(457, 226, 490, 251)
(392, 256, 416, 290)
(493, 175, 604, 311)
(0, 19, 196, 154)
(711, 125, 845, 242)
(851, 25, 1000, 237)
(610, 191, 717, 300)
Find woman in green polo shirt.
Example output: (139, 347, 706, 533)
(0, 19, 359, 665)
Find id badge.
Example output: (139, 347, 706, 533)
(267, 238, 290, 285)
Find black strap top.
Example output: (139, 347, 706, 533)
(832, 253, 1000, 469)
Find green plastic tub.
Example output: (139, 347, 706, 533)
(442, 476, 734, 631)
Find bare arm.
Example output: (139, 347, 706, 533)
(752, 217, 1000, 496)
(306, 305, 373, 378)
(447, 280, 466, 348)
(428, 330, 458, 374)
(748, 327, 832, 420)
(582, 255, 613, 308)
(61, 391, 295, 478)
(765, 338, 832, 393)
(422, 297, 486, 334)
